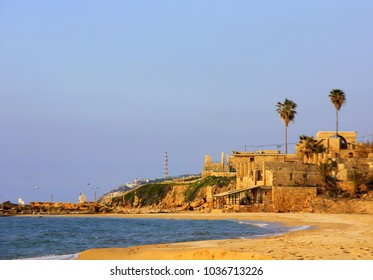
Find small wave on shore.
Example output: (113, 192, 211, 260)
(18, 253, 79, 260)
(231, 219, 312, 239)
(237, 220, 270, 228)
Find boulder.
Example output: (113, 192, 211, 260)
(190, 199, 205, 208)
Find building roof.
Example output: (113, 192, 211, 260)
(213, 185, 272, 197)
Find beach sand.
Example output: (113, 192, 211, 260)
(75, 212, 373, 260)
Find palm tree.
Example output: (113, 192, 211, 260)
(318, 160, 334, 185)
(329, 89, 346, 136)
(296, 135, 325, 162)
(276, 98, 297, 154)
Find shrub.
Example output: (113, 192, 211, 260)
(134, 183, 173, 207)
(184, 176, 235, 202)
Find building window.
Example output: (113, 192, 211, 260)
(290, 173, 293, 181)
(257, 171, 262, 181)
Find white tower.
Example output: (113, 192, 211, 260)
(164, 152, 169, 178)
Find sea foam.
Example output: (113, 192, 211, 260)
(18, 253, 79, 260)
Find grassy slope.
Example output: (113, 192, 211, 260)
(112, 176, 235, 208)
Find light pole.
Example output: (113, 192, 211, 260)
(89, 184, 99, 202)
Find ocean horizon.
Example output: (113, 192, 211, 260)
(0, 216, 310, 260)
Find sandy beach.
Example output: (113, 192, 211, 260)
(75, 212, 373, 260)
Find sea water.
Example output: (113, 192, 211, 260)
(0, 216, 310, 260)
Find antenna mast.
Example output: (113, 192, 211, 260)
(164, 152, 169, 178)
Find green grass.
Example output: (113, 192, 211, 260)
(183, 176, 235, 202)
(113, 176, 235, 207)
(124, 191, 135, 204)
(135, 183, 173, 207)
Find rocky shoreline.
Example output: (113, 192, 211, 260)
(0, 201, 193, 216)
(0, 201, 115, 216)
(2, 191, 373, 216)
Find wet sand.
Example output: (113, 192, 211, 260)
(75, 212, 373, 260)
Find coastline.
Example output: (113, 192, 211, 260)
(75, 212, 373, 260)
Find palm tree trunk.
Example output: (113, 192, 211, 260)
(285, 124, 288, 154)
(336, 109, 339, 136)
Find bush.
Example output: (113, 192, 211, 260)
(184, 176, 235, 202)
(135, 183, 173, 207)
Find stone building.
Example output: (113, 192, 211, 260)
(315, 131, 357, 158)
(202, 152, 235, 178)
(205, 131, 372, 212)
(229, 150, 303, 189)
(204, 149, 323, 211)
(314, 131, 373, 193)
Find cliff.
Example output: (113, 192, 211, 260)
(107, 176, 236, 213)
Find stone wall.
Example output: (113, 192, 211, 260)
(261, 188, 272, 204)
(337, 157, 372, 182)
(272, 186, 318, 212)
(337, 181, 356, 194)
(264, 162, 324, 187)
(316, 131, 357, 143)
(316, 131, 357, 157)
(202, 153, 233, 178)
(202, 169, 235, 178)
(230, 152, 303, 189)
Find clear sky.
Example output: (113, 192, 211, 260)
(1, 0, 372, 203)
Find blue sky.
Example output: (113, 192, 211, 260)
(1, 0, 372, 203)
